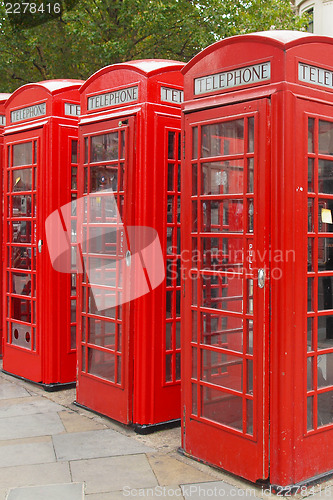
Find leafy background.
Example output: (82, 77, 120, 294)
(0, 0, 309, 92)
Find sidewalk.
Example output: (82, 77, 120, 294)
(0, 366, 331, 499)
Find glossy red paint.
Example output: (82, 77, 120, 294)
(76, 60, 184, 427)
(182, 31, 333, 487)
(0, 93, 11, 358)
(3, 80, 83, 387)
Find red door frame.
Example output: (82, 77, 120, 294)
(3, 127, 44, 382)
(76, 115, 135, 424)
(181, 98, 270, 482)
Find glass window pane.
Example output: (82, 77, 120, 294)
(202, 199, 243, 233)
(202, 349, 242, 392)
(71, 140, 78, 163)
(88, 347, 115, 382)
(201, 120, 244, 158)
(202, 312, 243, 352)
(12, 142, 32, 167)
(166, 354, 172, 382)
(308, 159, 314, 192)
(176, 352, 181, 380)
(318, 316, 333, 349)
(12, 168, 32, 191)
(319, 160, 333, 194)
(308, 118, 315, 153)
(168, 164, 174, 191)
(308, 238, 314, 272)
(308, 199, 314, 232)
(12, 273, 31, 296)
(308, 277, 314, 312)
(319, 120, 333, 155)
(202, 274, 243, 313)
(318, 391, 333, 427)
(192, 127, 198, 160)
(168, 131, 175, 159)
(318, 276, 333, 310)
(318, 353, 333, 388)
(248, 117, 254, 153)
(247, 158, 254, 193)
(201, 386, 242, 431)
(307, 356, 313, 390)
(246, 399, 253, 435)
(12, 195, 32, 217)
(202, 237, 243, 272)
(247, 319, 253, 354)
(12, 221, 32, 244)
(11, 297, 31, 322)
(202, 161, 243, 195)
(307, 317, 313, 351)
(88, 317, 116, 348)
(91, 133, 119, 162)
(318, 238, 333, 271)
(89, 166, 118, 193)
(307, 396, 313, 431)
(11, 247, 31, 270)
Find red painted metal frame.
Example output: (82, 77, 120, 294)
(182, 31, 333, 487)
(0, 94, 11, 358)
(3, 80, 83, 387)
(76, 60, 184, 426)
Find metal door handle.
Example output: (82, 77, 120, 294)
(258, 268, 265, 288)
(126, 250, 131, 267)
(38, 239, 43, 253)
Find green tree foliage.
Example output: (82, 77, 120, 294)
(0, 0, 308, 92)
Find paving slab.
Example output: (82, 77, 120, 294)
(0, 440, 56, 467)
(147, 453, 215, 486)
(0, 382, 30, 401)
(6, 482, 84, 500)
(0, 435, 51, 447)
(0, 412, 65, 440)
(86, 487, 185, 499)
(70, 455, 158, 494)
(58, 410, 107, 433)
(0, 462, 71, 490)
(53, 428, 154, 461)
(180, 481, 262, 499)
(0, 398, 63, 419)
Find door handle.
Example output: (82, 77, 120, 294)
(38, 239, 43, 253)
(258, 268, 265, 288)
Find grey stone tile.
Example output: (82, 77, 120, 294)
(0, 413, 65, 441)
(86, 489, 184, 500)
(0, 382, 30, 401)
(0, 440, 56, 467)
(6, 482, 84, 500)
(53, 429, 154, 461)
(0, 398, 63, 419)
(181, 481, 262, 499)
(0, 462, 71, 490)
(70, 455, 158, 494)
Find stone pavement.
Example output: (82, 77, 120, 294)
(0, 367, 332, 499)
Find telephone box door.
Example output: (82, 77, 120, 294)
(182, 99, 270, 481)
(76, 117, 135, 424)
(4, 129, 42, 380)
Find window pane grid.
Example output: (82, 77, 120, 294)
(80, 128, 127, 387)
(165, 130, 181, 384)
(307, 116, 333, 432)
(190, 116, 255, 437)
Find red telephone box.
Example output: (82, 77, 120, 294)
(3, 80, 83, 388)
(182, 31, 333, 489)
(76, 60, 183, 430)
(0, 93, 11, 357)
